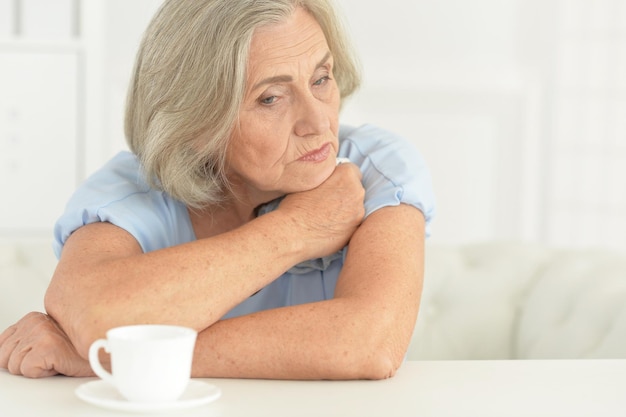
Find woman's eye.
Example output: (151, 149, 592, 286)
(313, 75, 331, 86)
(260, 95, 277, 105)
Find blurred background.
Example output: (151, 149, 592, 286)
(1, 0, 625, 252)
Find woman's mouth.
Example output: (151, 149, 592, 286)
(297, 143, 331, 162)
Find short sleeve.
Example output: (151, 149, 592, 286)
(52, 152, 193, 259)
(338, 124, 436, 236)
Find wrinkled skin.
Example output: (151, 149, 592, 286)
(0, 312, 93, 378)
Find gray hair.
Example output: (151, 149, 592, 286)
(124, 0, 361, 208)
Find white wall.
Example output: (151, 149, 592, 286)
(0, 0, 81, 236)
(1, 0, 625, 253)
(340, 0, 626, 250)
(339, 0, 535, 246)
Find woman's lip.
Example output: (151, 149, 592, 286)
(298, 143, 332, 162)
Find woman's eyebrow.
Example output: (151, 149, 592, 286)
(251, 51, 332, 92)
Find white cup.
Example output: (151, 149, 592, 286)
(88, 324, 197, 403)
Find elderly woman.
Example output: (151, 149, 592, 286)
(0, 0, 434, 380)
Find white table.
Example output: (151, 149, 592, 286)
(1, 360, 625, 416)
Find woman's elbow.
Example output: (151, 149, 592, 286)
(359, 350, 402, 380)
(336, 331, 407, 380)
(44, 286, 101, 359)
(333, 347, 402, 380)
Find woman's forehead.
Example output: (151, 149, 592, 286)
(246, 8, 330, 83)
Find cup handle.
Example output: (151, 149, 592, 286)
(88, 338, 114, 385)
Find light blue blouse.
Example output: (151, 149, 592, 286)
(53, 124, 435, 319)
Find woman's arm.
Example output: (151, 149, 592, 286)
(1, 203, 422, 379)
(191, 203, 425, 380)
(44, 164, 365, 358)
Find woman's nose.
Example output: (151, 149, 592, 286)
(293, 94, 330, 137)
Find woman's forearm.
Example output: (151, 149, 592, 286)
(191, 297, 408, 380)
(45, 211, 312, 357)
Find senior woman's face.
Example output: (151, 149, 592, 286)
(226, 7, 341, 202)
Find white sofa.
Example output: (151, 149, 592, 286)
(409, 242, 626, 360)
(2, 239, 625, 360)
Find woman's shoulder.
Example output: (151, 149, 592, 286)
(82, 151, 148, 192)
(339, 123, 414, 149)
(338, 123, 429, 185)
(53, 151, 192, 257)
(338, 124, 436, 231)
(338, 124, 426, 174)
(62, 151, 161, 213)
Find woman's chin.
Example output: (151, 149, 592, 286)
(300, 163, 336, 191)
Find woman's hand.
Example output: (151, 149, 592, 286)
(0, 312, 94, 378)
(279, 162, 365, 259)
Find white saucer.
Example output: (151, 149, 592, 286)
(75, 380, 221, 413)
